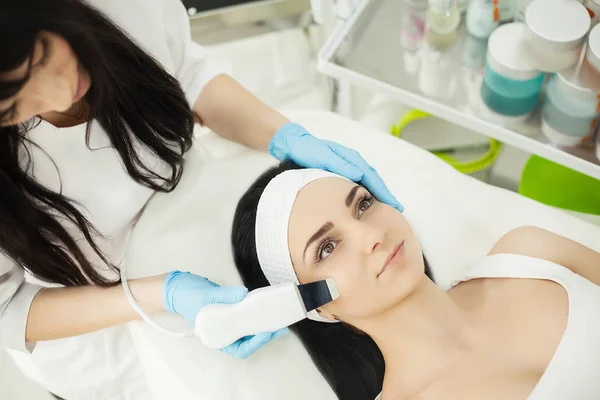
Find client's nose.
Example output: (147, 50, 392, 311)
(358, 221, 385, 255)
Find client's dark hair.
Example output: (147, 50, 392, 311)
(232, 160, 435, 400)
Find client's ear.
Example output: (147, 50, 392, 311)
(316, 308, 337, 322)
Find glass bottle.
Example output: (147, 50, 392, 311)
(427, 0, 461, 35)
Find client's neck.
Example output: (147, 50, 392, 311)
(357, 278, 479, 398)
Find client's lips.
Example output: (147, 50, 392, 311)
(377, 242, 404, 278)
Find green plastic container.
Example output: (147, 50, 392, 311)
(519, 155, 600, 215)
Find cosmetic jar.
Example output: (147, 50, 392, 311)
(480, 23, 544, 123)
(579, 25, 600, 93)
(523, 0, 590, 72)
(542, 71, 600, 146)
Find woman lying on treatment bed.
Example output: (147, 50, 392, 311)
(231, 161, 600, 400)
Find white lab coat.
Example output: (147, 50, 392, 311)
(0, 0, 222, 398)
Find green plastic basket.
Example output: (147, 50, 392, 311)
(391, 110, 503, 176)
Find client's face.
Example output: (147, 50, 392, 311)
(288, 178, 425, 325)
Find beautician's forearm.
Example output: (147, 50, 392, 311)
(26, 274, 167, 342)
(194, 74, 289, 151)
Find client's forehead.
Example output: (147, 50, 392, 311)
(293, 177, 354, 214)
(289, 178, 354, 242)
(288, 177, 354, 267)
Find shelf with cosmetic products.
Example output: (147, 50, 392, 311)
(317, 0, 600, 180)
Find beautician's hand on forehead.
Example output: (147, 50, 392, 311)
(269, 123, 404, 212)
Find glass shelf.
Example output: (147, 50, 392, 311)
(317, 0, 600, 180)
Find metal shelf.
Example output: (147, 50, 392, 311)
(188, 0, 311, 45)
(317, 0, 600, 180)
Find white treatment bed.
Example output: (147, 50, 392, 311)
(124, 110, 600, 400)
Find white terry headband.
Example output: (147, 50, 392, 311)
(255, 168, 349, 323)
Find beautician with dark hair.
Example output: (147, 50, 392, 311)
(0, 0, 402, 398)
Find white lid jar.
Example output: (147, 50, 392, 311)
(579, 25, 600, 93)
(486, 23, 542, 81)
(588, 24, 600, 71)
(542, 71, 600, 146)
(523, 0, 591, 72)
(480, 23, 545, 123)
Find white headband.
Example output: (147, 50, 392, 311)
(255, 168, 349, 323)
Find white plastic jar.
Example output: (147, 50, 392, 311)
(480, 23, 545, 125)
(523, 0, 591, 72)
(579, 24, 600, 93)
(541, 71, 600, 146)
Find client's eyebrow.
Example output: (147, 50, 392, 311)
(345, 185, 360, 207)
(303, 221, 334, 261)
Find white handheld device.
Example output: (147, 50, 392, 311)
(195, 279, 339, 349)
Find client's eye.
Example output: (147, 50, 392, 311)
(356, 194, 374, 218)
(317, 239, 337, 262)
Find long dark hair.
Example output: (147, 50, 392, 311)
(0, 0, 195, 286)
(232, 161, 435, 400)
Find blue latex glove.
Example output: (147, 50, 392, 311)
(163, 271, 289, 359)
(269, 122, 403, 211)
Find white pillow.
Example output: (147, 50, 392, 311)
(125, 110, 600, 400)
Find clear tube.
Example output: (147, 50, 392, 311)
(119, 232, 194, 339)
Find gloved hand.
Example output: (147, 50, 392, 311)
(269, 122, 403, 211)
(163, 271, 288, 359)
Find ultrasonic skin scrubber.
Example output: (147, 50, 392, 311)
(195, 278, 339, 349)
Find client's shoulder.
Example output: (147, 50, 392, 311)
(488, 226, 600, 286)
(488, 226, 556, 258)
